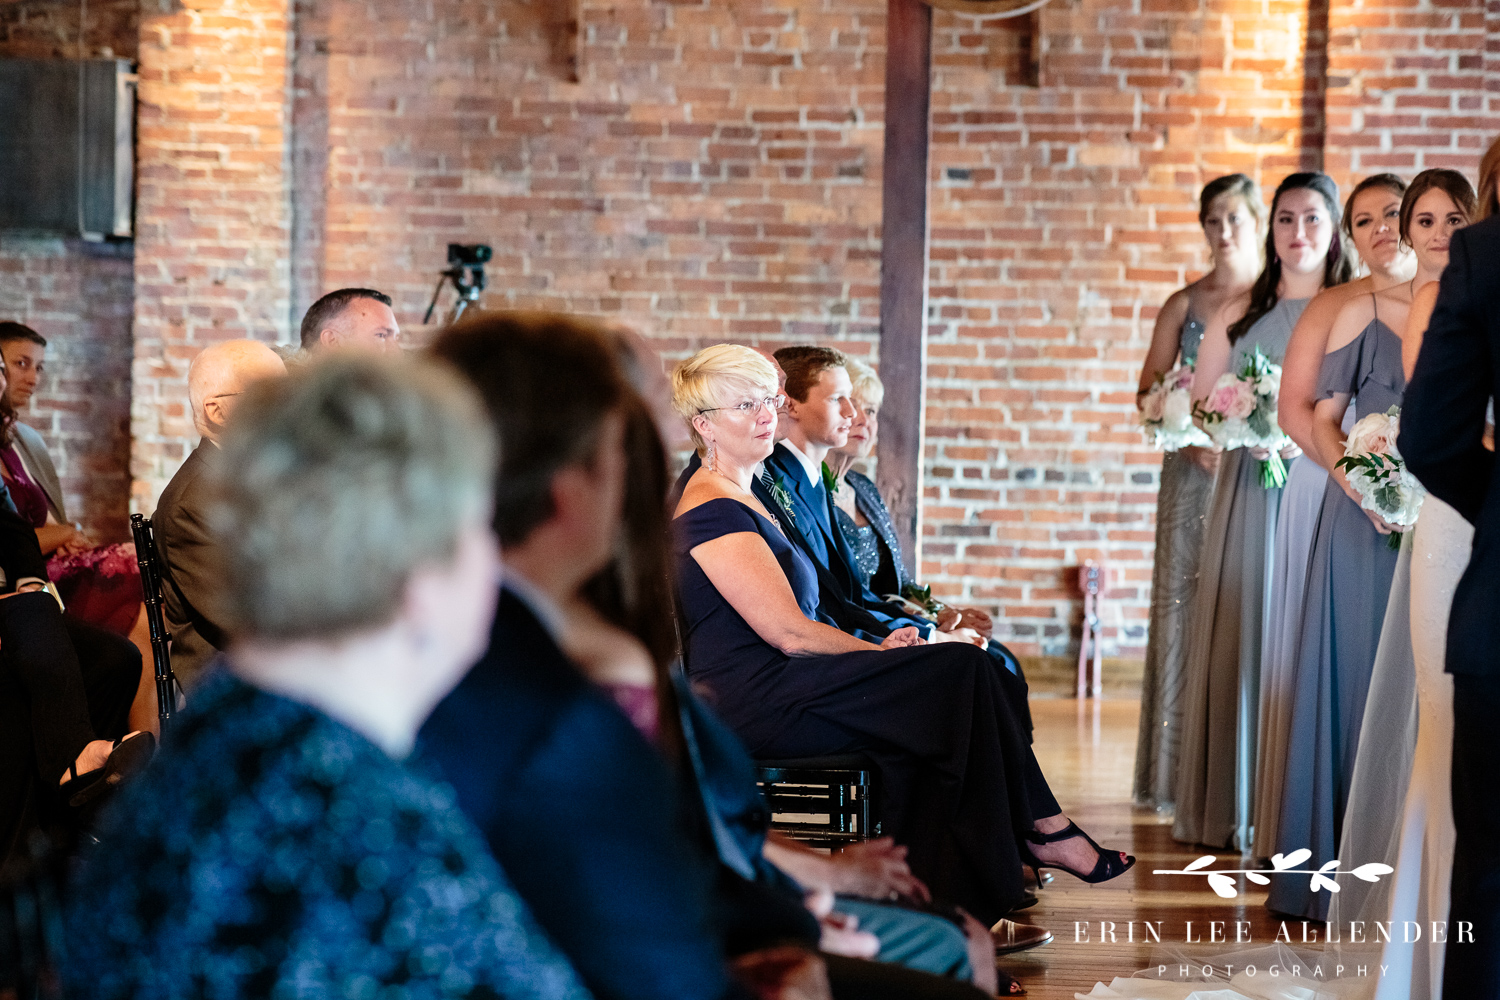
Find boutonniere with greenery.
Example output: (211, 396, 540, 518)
(821, 461, 840, 495)
(901, 583, 947, 617)
(769, 474, 798, 526)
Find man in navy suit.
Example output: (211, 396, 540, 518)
(1399, 212, 1500, 995)
(764, 348, 1024, 668)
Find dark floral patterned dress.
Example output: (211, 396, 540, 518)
(65, 669, 593, 1000)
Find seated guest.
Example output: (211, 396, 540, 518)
(300, 287, 401, 354)
(576, 373, 1038, 995)
(1, 502, 146, 872)
(766, 347, 987, 647)
(0, 326, 140, 635)
(155, 340, 286, 688)
(672, 345, 1134, 926)
(65, 353, 591, 1000)
(827, 357, 993, 640)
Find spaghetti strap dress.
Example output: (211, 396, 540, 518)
(1266, 307, 1405, 920)
(674, 496, 1054, 924)
(1134, 311, 1215, 812)
(1173, 296, 1307, 851)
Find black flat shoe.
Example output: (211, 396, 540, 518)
(60, 732, 156, 808)
(1022, 821, 1135, 885)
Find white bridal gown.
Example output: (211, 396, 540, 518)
(1372, 495, 1471, 1000)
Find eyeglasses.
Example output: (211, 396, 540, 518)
(699, 393, 785, 416)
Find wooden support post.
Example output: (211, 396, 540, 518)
(876, 0, 933, 580)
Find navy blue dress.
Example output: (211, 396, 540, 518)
(674, 497, 1045, 923)
(64, 670, 591, 1000)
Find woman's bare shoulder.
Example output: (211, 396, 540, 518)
(1325, 289, 1379, 353)
(675, 469, 732, 518)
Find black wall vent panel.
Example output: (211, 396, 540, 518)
(0, 58, 135, 239)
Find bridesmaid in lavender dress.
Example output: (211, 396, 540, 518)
(1173, 173, 1353, 851)
(1133, 174, 1262, 813)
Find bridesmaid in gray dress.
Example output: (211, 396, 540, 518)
(1254, 173, 1414, 861)
(1264, 297, 1405, 918)
(1134, 174, 1263, 812)
(1174, 173, 1354, 851)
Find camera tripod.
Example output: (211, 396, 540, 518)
(423, 243, 492, 327)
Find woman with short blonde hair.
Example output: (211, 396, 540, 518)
(671, 344, 1133, 939)
(65, 353, 591, 1000)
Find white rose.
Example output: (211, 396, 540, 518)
(1162, 390, 1192, 430)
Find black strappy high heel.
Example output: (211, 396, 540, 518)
(59, 731, 156, 808)
(1022, 820, 1135, 885)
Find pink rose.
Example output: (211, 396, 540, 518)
(1227, 380, 1257, 420)
(1207, 380, 1242, 417)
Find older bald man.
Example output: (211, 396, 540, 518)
(154, 341, 286, 687)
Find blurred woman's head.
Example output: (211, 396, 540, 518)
(1342, 174, 1407, 273)
(210, 353, 499, 709)
(672, 345, 782, 471)
(1399, 169, 1476, 272)
(1198, 174, 1263, 270)
(837, 356, 884, 461)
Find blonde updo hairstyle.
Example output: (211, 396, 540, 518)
(671, 344, 779, 456)
(843, 356, 885, 412)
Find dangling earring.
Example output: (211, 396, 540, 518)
(705, 441, 718, 474)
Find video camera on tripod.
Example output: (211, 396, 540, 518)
(423, 243, 493, 326)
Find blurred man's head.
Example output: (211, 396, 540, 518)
(0, 323, 47, 409)
(188, 340, 288, 443)
(299, 289, 400, 354)
(433, 311, 629, 594)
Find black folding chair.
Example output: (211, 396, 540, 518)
(754, 754, 880, 846)
(130, 514, 177, 731)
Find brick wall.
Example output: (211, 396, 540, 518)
(1, 1, 139, 541)
(131, 0, 296, 510)
(273, 0, 1487, 663)
(920, 0, 1332, 658)
(1322, 0, 1488, 191)
(7, 0, 1492, 664)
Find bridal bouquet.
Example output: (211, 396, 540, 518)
(1139, 363, 1212, 451)
(1335, 406, 1425, 549)
(1194, 347, 1290, 488)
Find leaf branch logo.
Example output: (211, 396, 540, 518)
(1154, 849, 1394, 899)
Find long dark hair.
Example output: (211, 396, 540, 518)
(581, 342, 685, 761)
(1227, 172, 1355, 345)
(0, 356, 15, 449)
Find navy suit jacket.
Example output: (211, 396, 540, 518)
(1400, 218, 1500, 676)
(763, 445, 932, 634)
(419, 587, 737, 1000)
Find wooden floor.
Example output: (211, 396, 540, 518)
(1003, 699, 1290, 999)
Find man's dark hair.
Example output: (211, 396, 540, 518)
(0, 322, 47, 348)
(432, 311, 626, 547)
(773, 345, 848, 403)
(298, 288, 393, 351)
